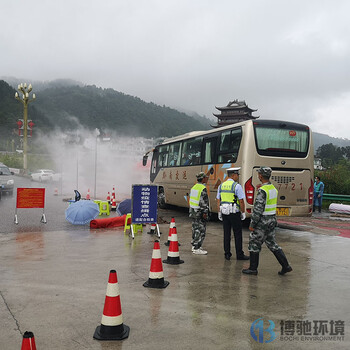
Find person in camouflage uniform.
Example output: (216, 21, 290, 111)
(242, 166, 293, 276)
(189, 172, 209, 255)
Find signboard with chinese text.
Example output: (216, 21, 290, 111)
(16, 188, 45, 208)
(131, 185, 157, 224)
(15, 188, 47, 224)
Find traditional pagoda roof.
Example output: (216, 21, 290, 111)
(212, 99, 259, 128)
(215, 100, 257, 112)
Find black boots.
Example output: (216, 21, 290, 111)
(242, 252, 259, 275)
(237, 254, 249, 260)
(313, 205, 321, 213)
(273, 249, 293, 275)
(242, 250, 292, 276)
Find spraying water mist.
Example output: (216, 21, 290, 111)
(34, 127, 155, 200)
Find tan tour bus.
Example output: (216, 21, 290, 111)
(143, 119, 314, 217)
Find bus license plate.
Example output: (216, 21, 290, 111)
(276, 208, 289, 216)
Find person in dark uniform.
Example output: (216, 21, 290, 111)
(216, 167, 249, 261)
(242, 166, 293, 276)
(189, 172, 209, 255)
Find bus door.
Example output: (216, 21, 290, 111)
(202, 135, 218, 210)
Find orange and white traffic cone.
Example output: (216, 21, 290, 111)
(54, 187, 58, 196)
(21, 331, 37, 350)
(164, 217, 180, 246)
(111, 198, 117, 211)
(143, 240, 169, 288)
(163, 226, 184, 265)
(86, 189, 91, 200)
(107, 192, 111, 204)
(111, 186, 116, 201)
(93, 270, 130, 341)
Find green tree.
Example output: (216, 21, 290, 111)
(315, 159, 350, 195)
(341, 146, 350, 159)
(316, 143, 343, 167)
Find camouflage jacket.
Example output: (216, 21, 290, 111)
(189, 187, 209, 220)
(250, 182, 276, 229)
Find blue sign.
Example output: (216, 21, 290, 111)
(250, 318, 276, 343)
(132, 185, 158, 224)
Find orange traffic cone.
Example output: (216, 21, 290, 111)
(54, 187, 58, 196)
(107, 192, 111, 204)
(111, 186, 116, 201)
(163, 226, 184, 265)
(21, 331, 37, 350)
(111, 198, 117, 211)
(86, 189, 91, 200)
(93, 270, 130, 341)
(164, 217, 180, 246)
(143, 240, 169, 288)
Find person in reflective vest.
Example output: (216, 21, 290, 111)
(189, 172, 209, 255)
(216, 167, 249, 261)
(242, 166, 292, 276)
(313, 176, 324, 213)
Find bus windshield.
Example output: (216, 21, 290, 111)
(254, 123, 309, 158)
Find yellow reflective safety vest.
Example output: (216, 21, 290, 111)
(219, 180, 240, 208)
(189, 183, 206, 209)
(260, 184, 278, 215)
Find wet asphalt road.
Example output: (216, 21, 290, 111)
(0, 176, 350, 349)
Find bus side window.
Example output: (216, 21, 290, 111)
(203, 137, 217, 164)
(168, 142, 181, 167)
(218, 128, 242, 163)
(220, 132, 230, 151)
(158, 145, 169, 167)
(230, 128, 242, 154)
(181, 137, 202, 166)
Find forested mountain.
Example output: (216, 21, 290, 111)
(0, 79, 212, 143)
(35, 84, 212, 137)
(313, 132, 350, 150)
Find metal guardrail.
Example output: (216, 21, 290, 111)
(323, 193, 350, 202)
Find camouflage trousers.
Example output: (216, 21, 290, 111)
(191, 218, 207, 249)
(248, 227, 281, 253)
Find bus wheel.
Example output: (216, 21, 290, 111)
(158, 188, 167, 209)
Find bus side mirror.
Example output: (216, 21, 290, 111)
(142, 155, 148, 166)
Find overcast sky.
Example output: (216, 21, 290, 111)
(1, 0, 350, 138)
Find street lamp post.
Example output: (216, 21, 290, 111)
(15, 83, 36, 173)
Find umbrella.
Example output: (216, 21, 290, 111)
(65, 200, 100, 225)
(116, 198, 131, 216)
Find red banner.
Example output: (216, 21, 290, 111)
(16, 188, 45, 209)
